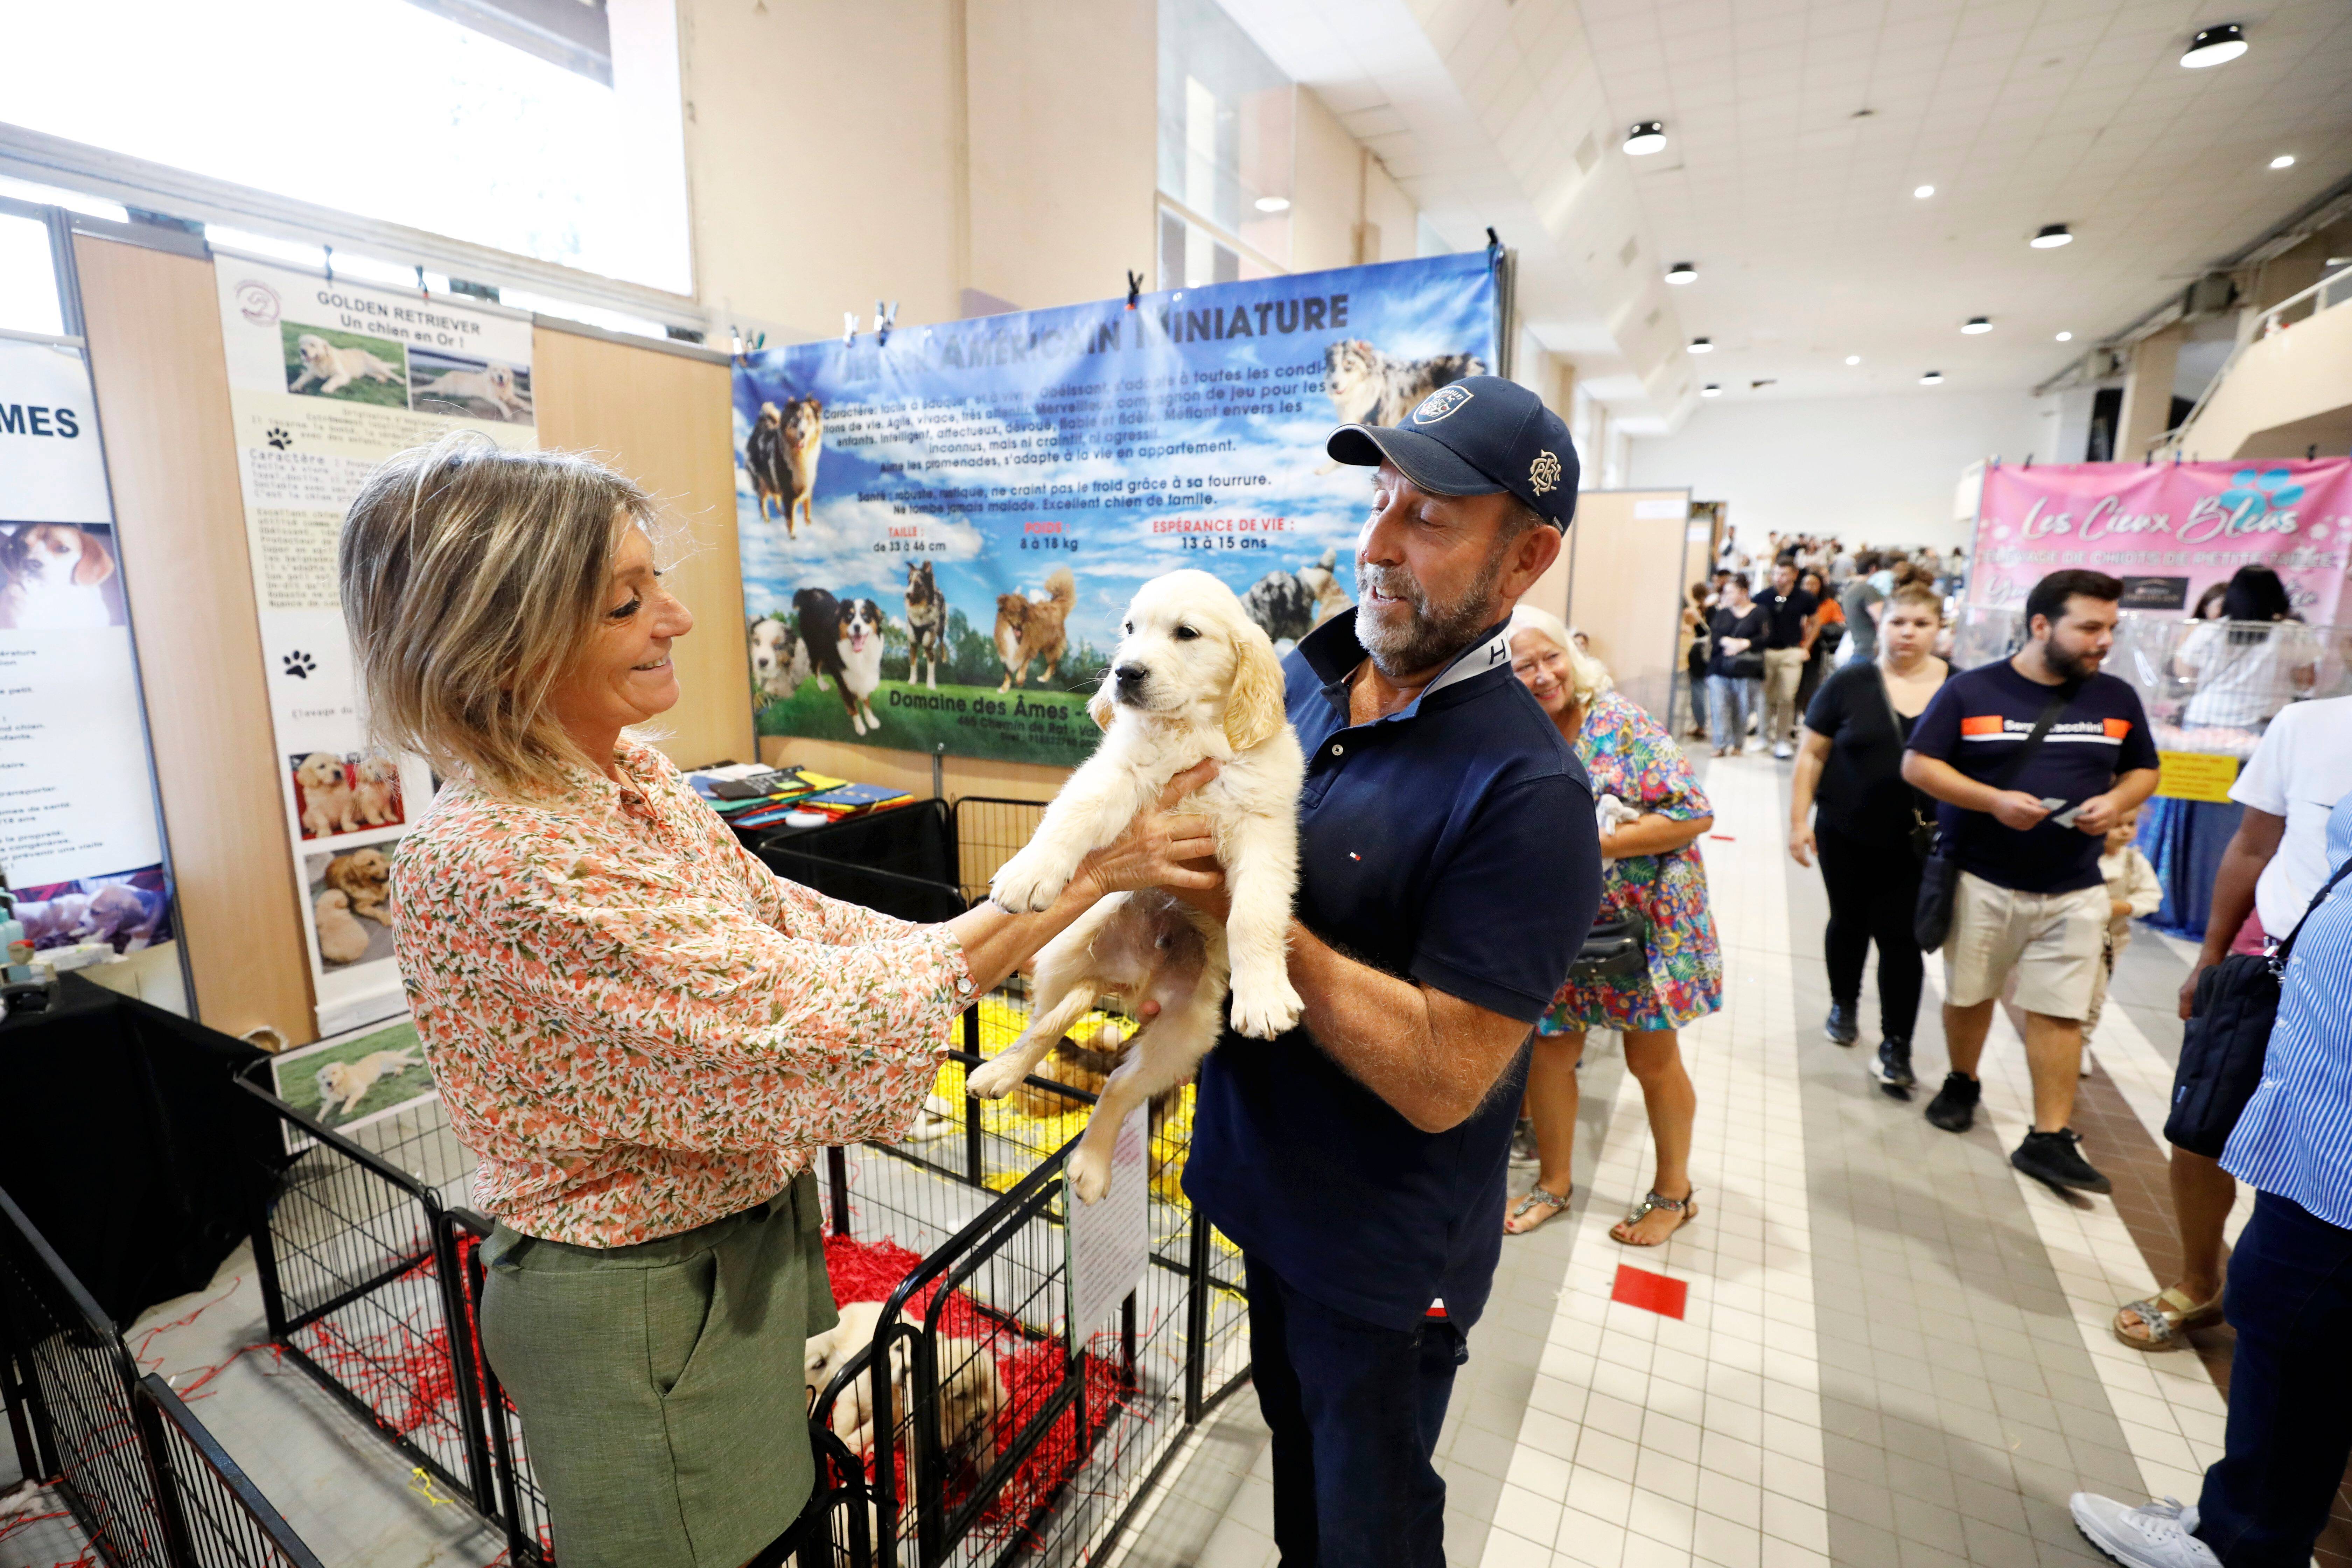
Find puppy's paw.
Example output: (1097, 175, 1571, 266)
(1228, 976, 1304, 1040)
(965, 1055, 1023, 1100)
(989, 848, 1071, 913)
(1065, 1146, 1112, 1205)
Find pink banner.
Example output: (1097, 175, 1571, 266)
(1971, 458, 2352, 623)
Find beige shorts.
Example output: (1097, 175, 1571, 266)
(1943, 872, 2108, 1019)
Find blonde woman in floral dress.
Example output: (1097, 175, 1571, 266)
(341, 436, 1217, 1568)
(1500, 608, 1723, 1246)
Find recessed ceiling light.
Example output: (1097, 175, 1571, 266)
(1961, 317, 1993, 334)
(1700, 383, 1722, 397)
(1844, 355, 1861, 365)
(2030, 224, 2072, 248)
(2181, 23, 2248, 67)
(1687, 336, 1713, 354)
(1625, 120, 1668, 156)
(1913, 184, 1935, 199)
(2055, 331, 2074, 342)
(2270, 154, 2296, 170)
(1254, 196, 1291, 213)
(1920, 371, 1944, 385)
(1665, 261, 1698, 284)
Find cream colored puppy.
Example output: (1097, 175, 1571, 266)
(352, 756, 401, 826)
(971, 568, 1304, 1202)
(806, 1302, 1002, 1463)
(289, 334, 403, 396)
(296, 752, 359, 837)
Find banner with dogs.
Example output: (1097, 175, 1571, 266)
(212, 255, 536, 1033)
(0, 336, 178, 961)
(732, 250, 1500, 767)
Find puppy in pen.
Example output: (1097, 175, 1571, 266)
(967, 569, 1304, 1202)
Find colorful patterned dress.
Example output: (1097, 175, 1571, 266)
(1539, 690, 1724, 1034)
(391, 737, 973, 1246)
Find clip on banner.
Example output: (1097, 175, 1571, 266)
(1125, 270, 1143, 310)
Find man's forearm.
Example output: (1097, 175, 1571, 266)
(2108, 767, 2160, 813)
(1902, 752, 2001, 812)
(1284, 922, 1509, 1135)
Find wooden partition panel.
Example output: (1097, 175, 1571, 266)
(531, 327, 756, 772)
(1560, 489, 1695, 725)
(74, 234, 315, 1043)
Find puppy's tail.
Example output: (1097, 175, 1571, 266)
(1043, 567, 1076, 613)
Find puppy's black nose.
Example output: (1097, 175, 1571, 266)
(1114, 663, 1147, 687)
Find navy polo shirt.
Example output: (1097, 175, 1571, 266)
(1184, 610, 1602, 1331)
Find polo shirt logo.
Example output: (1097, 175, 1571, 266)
(1960, 715, 2005, 737)
(1412, 385, 1472, 423)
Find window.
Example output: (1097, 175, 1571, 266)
(0, 0, 689, 295)
(1157, 0, 1291, 287)
(0, 211, 62, 338)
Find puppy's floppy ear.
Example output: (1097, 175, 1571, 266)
(1088, 670, 1118, 731)
(1223, 618, 1287, 752)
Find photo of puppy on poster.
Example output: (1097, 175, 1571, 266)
(0, 523, 129, 630)
(303, 838, 401, 971)
(7, 866, 173, 954)
(268, 1017, 435, 1150)
(290, 752, 407, 840)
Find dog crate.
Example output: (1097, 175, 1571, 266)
(233, 977, 1250, 1568)
(0, 1186, 322, 1568)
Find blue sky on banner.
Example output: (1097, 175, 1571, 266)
(730, 251, 1498, 651)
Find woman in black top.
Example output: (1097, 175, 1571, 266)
(1788, 581, 1949, 1093)
(1705, 577, 1769, 757)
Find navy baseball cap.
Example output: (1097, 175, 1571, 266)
(1326, 375, 1580, 531)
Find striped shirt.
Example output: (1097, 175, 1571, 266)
(2221, 789, 2352, 1227)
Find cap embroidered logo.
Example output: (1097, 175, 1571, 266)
(1411, 384, 1473, 423)
(1529, 450, 1563, 495)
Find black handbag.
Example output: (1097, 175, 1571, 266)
(1912, 684, 2077, 952)
(1571, 911, 1650, 982)
(2163, 857, 2352, 1157)
(1723, 652, 1764, 680)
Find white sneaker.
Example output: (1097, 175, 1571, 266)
(1772, 742, 1794, 759)
(2070, 1496, 2216, 1568)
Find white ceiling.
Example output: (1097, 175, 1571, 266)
(1220, 0, 2352, 431)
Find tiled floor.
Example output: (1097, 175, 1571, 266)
(1116, 756, 2300, 1568)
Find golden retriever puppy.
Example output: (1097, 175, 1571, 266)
(352, 757, 402, 826)
(969, 569, 1304, 1203)
(806, 1302, 1003, 1463)
(314, 1049, 418, 1119)
(414, 363, 530, 421)
(314, 890, 370, 964)
(324, 847, 394, 924)
(289, 334, 403, 396)
(296, 753, 359, 838)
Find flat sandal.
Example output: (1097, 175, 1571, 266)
(1611, 1188, 1698, 1247)
(1505, 1184, 1572, 1235)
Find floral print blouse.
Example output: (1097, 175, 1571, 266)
(1540, 690, 1724, 1034)
(391, 738, 973, 1247)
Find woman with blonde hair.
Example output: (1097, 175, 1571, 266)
(1501, 606, 1721, 1243)
(341, 435, 1217, 1568)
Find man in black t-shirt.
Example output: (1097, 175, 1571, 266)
(1903, 570, 2160, 1195)
(1757, 557, 1818, 758)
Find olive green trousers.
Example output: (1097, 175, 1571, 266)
(478, 1172, 838, 1568)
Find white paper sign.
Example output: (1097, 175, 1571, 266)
(1066, 1108, 1150, 1341)
(212, 258, 537, 1034)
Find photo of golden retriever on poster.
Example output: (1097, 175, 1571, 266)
(290, 752, 406, 840)
(282, 323, 408, 405)
(302, 839, 401, 971)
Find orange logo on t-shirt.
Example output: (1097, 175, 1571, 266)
(2104, 718, 2133, 738)
(1960, 715, 2006, 736)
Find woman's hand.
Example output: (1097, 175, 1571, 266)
(1789, 824, 1815, 867)
(1067, 761, 1223, 905)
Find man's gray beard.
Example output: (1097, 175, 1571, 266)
(1355, 547, 1507, 678)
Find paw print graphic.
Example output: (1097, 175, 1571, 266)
(265, 427, 293, 450)
(282, 651, 315, 679)
(2218, 466, 2304, 518)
